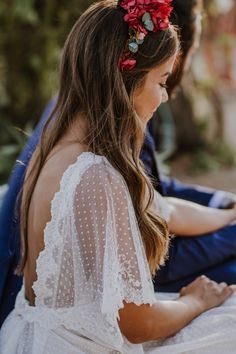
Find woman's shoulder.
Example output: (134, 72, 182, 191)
(28, 149, 121, 245)
(42, 147, 122, 198)
(64, 151, 123, 191)
(28, 147, 118, 219)
(39, 146, 114, 189)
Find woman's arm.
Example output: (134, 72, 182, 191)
(119, 276, 234, 344)
(166, 196, 236, 236)
(119, 296, 200, 343)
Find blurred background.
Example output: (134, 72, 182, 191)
(0, 0, 236, 190)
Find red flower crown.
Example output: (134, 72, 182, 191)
(118, 0, 173, 71)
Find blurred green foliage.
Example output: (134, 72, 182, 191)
(187, 140, 236, 176)
(0, 0, 93, 183)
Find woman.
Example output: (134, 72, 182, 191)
(2, 0, 236, 325)
(0, 1, 236, 353)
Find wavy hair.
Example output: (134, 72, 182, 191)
(18, 0, 179, 275)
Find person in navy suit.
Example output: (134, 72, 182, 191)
(141, 0, 236, 292)
(1, 0, 236, 326)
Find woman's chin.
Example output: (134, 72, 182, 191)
(139, 112, 154, 124)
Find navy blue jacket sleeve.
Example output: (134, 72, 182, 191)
(160, 175, 215, 206)
(140, 118, 215, 206)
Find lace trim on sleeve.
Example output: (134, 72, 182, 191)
(32, 152, 104, 306)
(32, 152, 156, 349)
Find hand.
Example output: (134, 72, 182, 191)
(229, 284, 236, 292)
(179, 275, 235, 315)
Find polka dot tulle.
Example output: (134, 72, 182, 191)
(1, 152, 236, 354)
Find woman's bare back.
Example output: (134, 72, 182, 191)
(24, 139, 87, 305)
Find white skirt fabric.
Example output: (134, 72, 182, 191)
(1, 290, 236, 354)
(144, 292, 236, 353)
(2, 154, 236, 353)
(0, 289, 116, 354)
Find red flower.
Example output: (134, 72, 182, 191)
(118, 0, 173, 71)
(120, 0, 173, 33)
(149, 5, 173, 31)
(124, 7, 147, 34)
(119, 0, 136, 10)
(120, 0, 172, 10)
(119, 54, 137, 71)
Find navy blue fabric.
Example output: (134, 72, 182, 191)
(0, 101, 236, 325)
(140, 128, 156, 177)
(142, 122, 215, 206)
(161, 175, 214, 206)
(154, 224, 236, 292)
(156, 258, 236, 293)
(140, 126, 163, 194)
(142, 121, 236, 291)
(0, 98, 55, 326)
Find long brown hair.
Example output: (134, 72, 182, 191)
(18, 0, 179, 275)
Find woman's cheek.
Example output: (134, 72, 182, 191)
(152, 89, 162, 109)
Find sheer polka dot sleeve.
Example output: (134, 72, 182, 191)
(31, 154, 156, 350)
(70, 160, 156, 346)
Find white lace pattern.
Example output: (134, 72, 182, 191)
(1, 152, 236, 354)
(31, 152, 155, 351)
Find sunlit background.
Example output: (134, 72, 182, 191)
(166, 0, 236, 191)
(0, 0, 236, 191)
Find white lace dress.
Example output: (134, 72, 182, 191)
(1, 152, 236, 354)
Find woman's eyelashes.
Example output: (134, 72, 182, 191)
(160, 83, 168, 89)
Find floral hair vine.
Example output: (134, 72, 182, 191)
(118, 0, 173, 71)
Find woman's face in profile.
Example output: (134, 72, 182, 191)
(133, 54, 177, 123)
